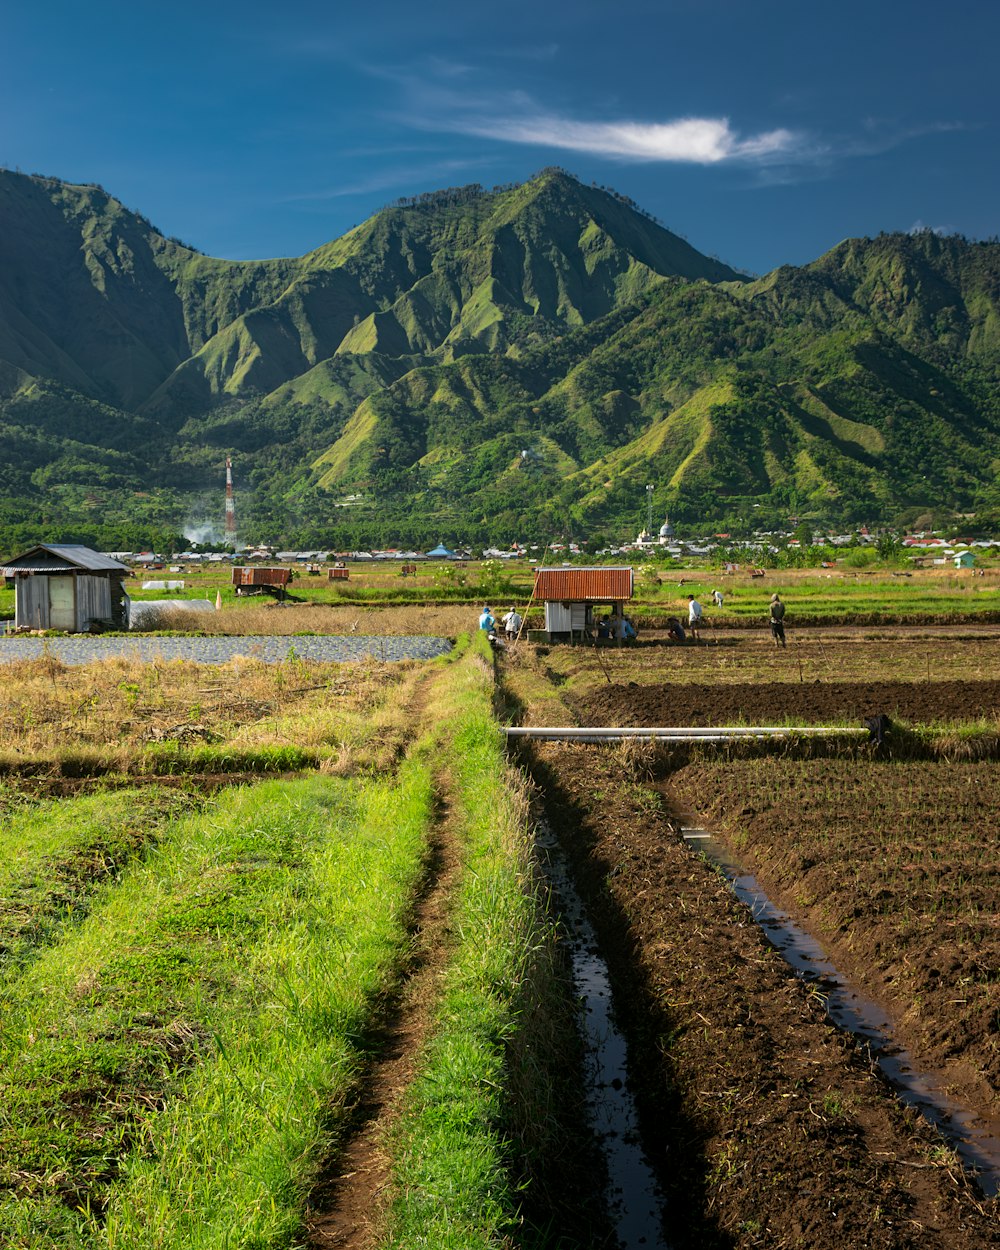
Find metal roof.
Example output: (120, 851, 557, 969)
(533, 566, 634, 602)
(1, 544, 132, 575)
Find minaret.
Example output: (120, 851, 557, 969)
(225, 457, 237, 545)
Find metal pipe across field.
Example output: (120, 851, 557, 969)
(505, 726, 870, 741)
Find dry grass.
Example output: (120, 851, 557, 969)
(0, 653, 424, 774)
(141, 603, 473, 637)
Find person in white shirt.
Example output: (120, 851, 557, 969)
(502, 607, 522, 639)
(686, 594, 703, 641)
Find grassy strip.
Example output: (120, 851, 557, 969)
(0, 744, 320, 780)
(0, 789, 196, 978)
(143, 741, 320, 775)
(0, 768, 434, 1247)
(377, 632, 574, 1249)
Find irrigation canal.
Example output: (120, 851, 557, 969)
(0, 635, 451, 664)
(535, 819, 668, 1250)
(536, 795, 999, 1247)
(676, 813, 1000, 1199)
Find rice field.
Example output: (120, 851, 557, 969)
(0, 635, 580, 1249)
(2, 609, 998, 1250)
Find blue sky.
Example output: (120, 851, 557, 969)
(2, 0, 996, 274)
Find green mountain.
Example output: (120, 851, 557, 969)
(1, 166, 998, 548)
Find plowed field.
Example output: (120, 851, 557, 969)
(505, 632, 999, 1248)
(527, 742, 999, 1250)
(573, 680, 1000, 727)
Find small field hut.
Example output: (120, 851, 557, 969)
(1, 544, 130, 632)
(530, 566, 634, 642)
(231, 567, 292, 599)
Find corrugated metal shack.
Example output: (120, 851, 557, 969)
(1, 545, 131, 632)
(231, 566, 292, 599)
(531, 566, 634, 642)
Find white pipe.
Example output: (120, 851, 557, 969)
(529, 733, 791, 743)
(505, 725, 868, 739)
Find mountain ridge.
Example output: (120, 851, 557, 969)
(0, 166, 998, 547)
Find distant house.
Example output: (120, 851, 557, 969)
(954, 550, 976, 568)
(1, 544, 130, 631)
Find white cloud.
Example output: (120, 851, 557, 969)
(383, 76, 807, 166)
(383, 65, 963, 173)
(453, 113, 800, 164)
(908, 219, 952, 236)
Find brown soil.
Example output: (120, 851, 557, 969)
(571, 679, 1000, 728)
(523, 742, 999, 1249)
(665, 758, 999, 1108)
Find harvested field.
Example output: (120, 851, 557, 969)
(502, 629, 999, 1247)
(0, 653, 425, 785)
(523, 740, 999, 1250)
(573, 678, 1000, 727)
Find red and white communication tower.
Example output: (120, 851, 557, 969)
(225, 457, 237, 543)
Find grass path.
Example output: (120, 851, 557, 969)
(0, 635, 589, 1248)
(303, 634, 595, 1250)
(303, 779, 463, 1248)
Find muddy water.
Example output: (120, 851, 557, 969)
(535, 822, 668, 1249)
(677, 819, 1000, 1199)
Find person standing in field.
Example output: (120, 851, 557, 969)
(686, 594, 703, 641)
(479, 605, 495, 631)
(502, 606, 522, 640)
(769, 593, 787, 647)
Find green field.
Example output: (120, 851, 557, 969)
(0, 634, 582, 1249)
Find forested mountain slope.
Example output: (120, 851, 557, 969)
(0, 166, 997, 547)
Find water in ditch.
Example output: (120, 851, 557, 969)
(677, 817, 1000, 1199)
(535, 821, 668, 1249)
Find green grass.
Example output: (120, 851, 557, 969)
(0, 768, 434, 1248)
(0, 635, 583, 1247)
(0, 788, 196, 979)
(0, 744, 322, 782)
(377, 632, 570, 1249)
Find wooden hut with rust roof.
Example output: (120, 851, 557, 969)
(1, 544, 131, 632)
(530, 566, 634, 642)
